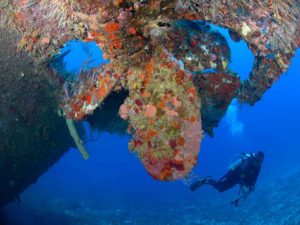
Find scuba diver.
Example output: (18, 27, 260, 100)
(190, 151, 264, 206)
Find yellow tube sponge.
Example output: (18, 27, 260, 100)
(66, 118, 90, 160)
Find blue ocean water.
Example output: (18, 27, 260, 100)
(4, 29, 300, 224)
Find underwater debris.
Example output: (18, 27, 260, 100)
(0, 0, 299, 181)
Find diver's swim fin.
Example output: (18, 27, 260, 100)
(190, 178, 206, 191)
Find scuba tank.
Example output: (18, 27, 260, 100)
(228, 153, 253, 171)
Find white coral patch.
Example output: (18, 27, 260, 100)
(241, 22, 251, 37)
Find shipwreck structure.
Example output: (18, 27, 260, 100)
(0, 0, 299, 208)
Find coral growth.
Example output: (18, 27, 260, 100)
(123, 48, 202, 180)
(0, 0, 299, 180)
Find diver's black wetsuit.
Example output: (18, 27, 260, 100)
(207, 153, 262, 192)
(190, 151, 264, 205)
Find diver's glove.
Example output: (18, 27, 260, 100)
(190, 177, 211, 191)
